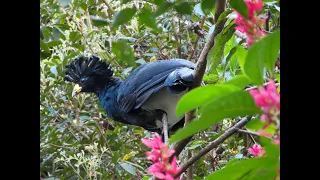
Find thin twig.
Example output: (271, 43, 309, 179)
(188, 17, 206, 62)
(162, 113, 169, 144)
(174, 117, 250, 178)
(249, 134, 257, 144)
(86, 8, 92, 29)
(236, 128, 259, 136)
(103, 0, 115, 13)
(94, 120, 111, 151)
(46, 143, 73, 149)
(245, 82, 280, 91)
(265, 10, 271, 31)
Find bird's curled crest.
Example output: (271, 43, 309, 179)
(64, 55, 113, 83)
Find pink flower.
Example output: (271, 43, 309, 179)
(248, 144, 265, 157)
(249, 80, 280, 122)
(245, 0, 264, 17)
(161, 146, 175, 162)
(141, 135, 163, 150)
(148, 162, 166, 179)
(142, 134, 181, 180)
(146, 151, 161, 162)
(235, 26, 245, 33)
(233, 0, 265, 46)
(273, 136, 280, 146)
(167, 156, 182, 175)
(258, 130, 272, 138)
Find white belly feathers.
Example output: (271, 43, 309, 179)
(141, 87, 187, 128)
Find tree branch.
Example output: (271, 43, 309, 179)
(245, 82, 280, 91)
(173, 0, 227, 158)
(236, 128, 259, 136)
(174, 117, 250, 178)
(186, 151, 193, 180)
(265, 10, 271, 31)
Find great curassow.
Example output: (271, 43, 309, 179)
(64, 55, 198, 142)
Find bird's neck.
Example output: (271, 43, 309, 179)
(94, 77, 122, 97)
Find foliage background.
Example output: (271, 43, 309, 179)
(40, 0, 280, 179)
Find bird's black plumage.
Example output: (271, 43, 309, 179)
(64, 55, 196, 134)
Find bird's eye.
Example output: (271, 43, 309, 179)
(80, 78, 86, 84)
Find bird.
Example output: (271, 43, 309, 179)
(64, 55, 198, 142)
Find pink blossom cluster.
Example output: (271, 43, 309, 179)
(249, 80, 280, 124)
(141, 135, 181, 180)
(248, 80, 280, 161)
(234, 0, 266, 46)
(248, 144, 265, 157)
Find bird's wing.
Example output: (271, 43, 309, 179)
(117, 59, 195, 113)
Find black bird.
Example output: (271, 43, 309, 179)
(64, 55, 197, 142)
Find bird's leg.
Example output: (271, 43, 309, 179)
(162, 113, 169, 144)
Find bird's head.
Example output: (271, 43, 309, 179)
(64, 55, 114, 97)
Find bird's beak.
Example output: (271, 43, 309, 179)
(72, 84, 82, 97)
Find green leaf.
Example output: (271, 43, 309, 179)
(50, 66, 58, 76)
(112, 8, 136, 28)
(224, 34, 236, 57)
(72, 44, 84, 51)
(153, 0, 164, 6)
(244, 41, 265, 86)
(216, 9, 233, 25)
(91, 16, 110, 27)
(40, 39, 50, 53)
(261, 137, 280, 160)
(79, 116, 91, 121)
(198, 90, 260, 117)
(174, 2, 192, 15)
(43, 28, 51, 42)
(275, 74, 280, 82)
(52, 27, 62, 40)
(201, 0, 216, 15)
(112, 40, 135, 66)
(194, 3, 205, 16)
(207, 23, 236, 73)
(154, 2, 174, 16)
(141, 176, 152, 180)
(185, 144, 202, 150)
(138, 7, 158, 30)
(205, 157, 277, 180)
(245, 118, 276, 134)
(59, 0, 72, 8)
(176, 84, 241, 117)
(229, 0, 248, 19)
(223, 75, 251, 89)
(263, 30, 280, 71)
(121, 0, 132, 4)
(225, 158, 241, 168)
(236, 45, 247, 72)
(69, 32, 82, 43)
(224, 46, 237, 66)
(79, 3, 87, 11)
(47, 106, 57, 116)
(119, 162, 137, 175)
(171, 91, 260, 143)
(234, 153, 243, 159)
